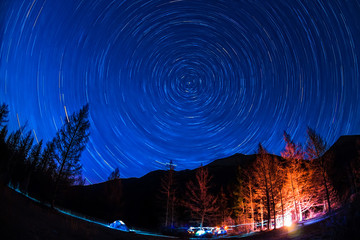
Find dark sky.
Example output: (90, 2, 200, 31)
(1, 0, 360, 184)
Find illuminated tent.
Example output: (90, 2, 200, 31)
(109, 220, 129, 231)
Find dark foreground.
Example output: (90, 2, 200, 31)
(0, 184, 171, 240)
(1, 183, 360, 240)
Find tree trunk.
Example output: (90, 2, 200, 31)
(52, 158, 66, 208)
(170, 192, 175, 228)
(280, 188, 285, 226)
(295, 186, 303, 221)
(260, 200, 264, 231)
(249, 182, 254, 232)
(269, 173, 276, 229)
(322, 168, 331, 213)
(263, 168, 271, 230)
(165, 190, 170, 227)
(290, 173, 299, 221)
(242, 200, 245, 232)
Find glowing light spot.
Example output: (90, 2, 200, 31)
(284, 214, 292, 227)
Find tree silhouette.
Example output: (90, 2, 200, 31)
(184, 165, 218, 227)
(52, 104, 90, 207)
(306, 127, 335, 213)
(268, 155, 282, 229)
(108, 167, 121, 181)
(252, 144, 272, 229)
(105, 167, 123, 218)
(217, 186, 230, 226)
(281, 132, 309, 221)
(233, 167, 255, 232)
(8, 129, 34, 186)
(39, 140, 57, 175)
(0, 103, 9, 182)
(3, 128, 21, 183)
(160, 160, 176, 228)
(0, 125, 9, 173)
(23, 140, 43, 193)
(0, 103, 9, 128)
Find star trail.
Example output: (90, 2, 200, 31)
(1, 0, 360, 184)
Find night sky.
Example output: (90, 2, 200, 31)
(1, 0, 360, 184)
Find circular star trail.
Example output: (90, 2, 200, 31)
(1, 0, 360, 183)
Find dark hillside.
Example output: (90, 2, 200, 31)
(206, 153, 254, 167)
(325, 135, 360, 200)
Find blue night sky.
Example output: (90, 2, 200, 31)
(1, 0, 360, 184)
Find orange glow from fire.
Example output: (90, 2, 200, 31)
(284, 214, 292, 227)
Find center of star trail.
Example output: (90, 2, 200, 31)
(1, 0, 359, 183)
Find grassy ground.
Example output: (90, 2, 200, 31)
(0, 184, 171, 240)
(237, 223, 332, 240)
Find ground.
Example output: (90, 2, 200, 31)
(0, 184, 171, 240)
(1, 183, 359, 240)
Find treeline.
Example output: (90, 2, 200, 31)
(159, 159, 234, 230)
(159, 129, 360, 233)
(0, 103, 90, 206)
(232, 129, 339, 232)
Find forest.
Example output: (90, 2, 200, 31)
(156, 131, 360, 234)
(0, 103, 90, 207)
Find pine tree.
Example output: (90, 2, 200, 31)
(0, 103, 9, 176)
(23, 140, 43, 193)
(160, 160, 176, 228)
(108, 167, 121, 181)
(105, 167, 122, 218)
(184, 165, 218, 227)
(0, 103, 9, 128)
(268, 155, 281, 229)
(232, 167, 245, 227)
(39, 140, 57, 175)
(233, 167, 255, 232)
(252, 144, 272, 230)
(306, 127, 335, 213)
(0, 125, 8, 142)
(0, 126, 9, 172)
(217, 186, 230, 227)
(52, 104, 90, 207)
(5, 128, 22, 177)
(6, 128, 22, 155)
(9, 129, 34, 185)
(282, 132, 306, 221)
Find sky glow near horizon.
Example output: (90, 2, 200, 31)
(1, 0, 360, 183)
